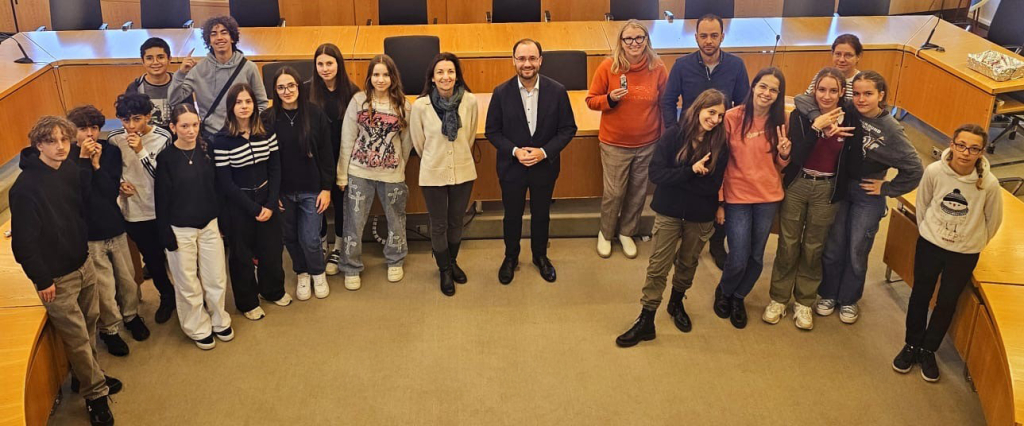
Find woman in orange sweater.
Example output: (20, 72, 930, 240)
(586, 20, 668, 259)
(713, 67, 792, 329)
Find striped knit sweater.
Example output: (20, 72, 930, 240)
(210, 131, 281, 217)
(108, 126, 173, 222)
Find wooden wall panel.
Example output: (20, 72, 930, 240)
(966, 309, 1014, 426)
(446, 0, 489, 24)
(24, 322, 68, 426)
(101, 0, 141, 28)
(949, 288, 980, 361)
(0, 69, 63, 164)
(777, 50, 902, 97)
(1, 0, 16, 32)
(281, 0, 356, 26)
(895, 53, 994, 135)
(13, 0, 50, 32)
(56, 65, 148, 116)
(543, 0, 609, 22)
(190, 0, 230, 27)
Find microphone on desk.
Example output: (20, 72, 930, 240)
(0, 34, 34, 64)
(920, 14, 946, 54)
(769, 34, 781, 67)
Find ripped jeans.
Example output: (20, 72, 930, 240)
(339, 175, 408, 276)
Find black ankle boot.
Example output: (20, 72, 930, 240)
(86, 395, 114, 426)
(713, 286, 731, 319)
(155, 297, 175, 324)
(665, 289, 691, 333)
(616, 308, 656, 348)
(435, 250, 455, 296)
(449, 242, 467, 284)
(730, 297, 748, 329)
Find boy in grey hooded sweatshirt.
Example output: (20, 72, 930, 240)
(169, 15, 267, 137)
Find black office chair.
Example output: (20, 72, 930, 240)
(141, 0, 194, 29)
(41, 0, 117, 31)
(262, 61, 315, 97)
(230, 0, 285, 27)
(836, 0, 890, 16)
(782, 0, 835, 17)
(684, 0, 735, 19)
(606, 0, 659, 21)
(982, 0, 1024, 152)
(376, 0, 430, 25)
(538, 50, 588, 91)
(383, 36, 440, 95)
(488, 0, 543, 23)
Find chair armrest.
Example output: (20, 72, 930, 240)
(664, 11, 674, 23)
(35, 25, 46, 31)
(486, 11, 492, 23)
(183, 19, 194, 28)
(279, 18, 286, 27)
(544, 10, 551, 22)
(605, 13, 613, 21)
(99, 23, 109, 30)
(433, 17, 438, 24)
(367, 19, 373, 25)
(121, 21, 133, 30)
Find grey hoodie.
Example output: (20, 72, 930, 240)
(918, 149, 1003, 254)
(168, 50, 268, 135)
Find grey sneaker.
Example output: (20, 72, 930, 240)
(815, 298, 836, 316)
(839, 303, 860, 324)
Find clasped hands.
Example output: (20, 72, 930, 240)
(514, 147, 546, 167)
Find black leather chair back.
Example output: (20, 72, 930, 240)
(230, 0, 281, 27)
(538, 50, 588, 91)
(988, 0, 1024, 49)
(379, 0, 429, 25)
(383, 36, 441, 95)
(492, 0, 541, 23)
(782, 0, 835, 17)
(610, 0, 659, 20)
(141, 0, 193, 29)
(837, 0, 891, 16)
(50, 0, 104, 30)
(684, 0, 736, 19)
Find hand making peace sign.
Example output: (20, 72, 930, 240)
(777, 125, 792, 158)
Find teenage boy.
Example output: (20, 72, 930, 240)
(126, 37, 173, 129)
(68, 105, 151, 357)
(109, 92, 177, 323)
(11, 116, 121, 426)
(169, 15, 267, 138)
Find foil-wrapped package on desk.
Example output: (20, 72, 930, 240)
(967, 50, 1024, 82)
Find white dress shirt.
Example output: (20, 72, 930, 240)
(513, 76, 546, 158)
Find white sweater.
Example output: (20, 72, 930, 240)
(917, 149, 1003, 254)
(108, 126, 173, 222)
(337, 92, 413, 186)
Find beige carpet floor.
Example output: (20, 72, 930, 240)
(48, 217, 985, 425)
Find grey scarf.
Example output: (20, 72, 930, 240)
(430, 85, 464, 142)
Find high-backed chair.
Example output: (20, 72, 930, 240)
(383, 36, 441, 95)
(683, 0, 736, 19)
(538, 50, 588, 91)
(488, 0, 543, 23)
(42, 0, 110, 31)
(377, 0, 430, 25)
(984, 0, 1024, 151)
(230, 0, 285, 27)
(141, 0, 194, 29)
(607, 0, 659, 20)
(782, 0, 835, 17)
(262, 61, 316, 97)
(836, 0, 891, 16)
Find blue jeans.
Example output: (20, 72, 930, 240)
(281, 192, 326, 275)
(717, 202, 779, 299)
(818, 180, 888, 305)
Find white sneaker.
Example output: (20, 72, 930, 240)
(815, 298, 836, 316)
(326, 250, 341, 276)
(618, 234, 637, 259)
(597, 231, 612, 258)
(387, 266, 404, 283)
(839, 304, 860, 324)
(344, 275, 361, 291)
(794, 303, 814, 330)
(243, 306, 266, 321)
(313, 273, 330, 299)
(272, 293, 293, 307)
(295, 273, 312, 301)
(762, 300, 787, 324)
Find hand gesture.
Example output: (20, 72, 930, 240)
(609, 88, 629, 102)
(316, 190, 331, 214)
(715, 206, 726, 225)
(256, 207, 273, 222)
(38, 285, 55, 303)
(860, 178, 885, 195)
(812, 108, 844, 131)
(777, 125, 792, 158)
(516, 147, 543, 167)
(127, 132, 143, 154)
(180, 50, 197, 74)
(692, 152, 712, 175)
(90, 143, 103, 170)
(78, 139, 97, 158)
(825, 125, 855, 138)
(119, 181, 137, 197)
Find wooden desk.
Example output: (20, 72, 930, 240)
(0, 223, 43, 310)
(0, 307, 67, 426)
(974, 283, 1024, 426)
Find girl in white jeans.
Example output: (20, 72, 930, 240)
(155, 104, 233, 350)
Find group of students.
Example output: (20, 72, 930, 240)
(7, 14, 1005, 426)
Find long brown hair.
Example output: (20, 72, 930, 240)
(362, 54, 408, 129)
(170, 103, 210, 159)
(812, 67, 846, 105)
(676, 89, 728, 174)
(419, 52, 472, 97)
(266, 67, 312, 156)
(947, 123, 990, 190)
(224, 83, 266, 137)
(309, 43, 357, 121)
(741, 67, 787, 157)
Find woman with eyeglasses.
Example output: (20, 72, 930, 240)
(585, 19, 668, 260)
(892, 124, 1002, 383)
(804, 34, 862, 102)
(263, 67, 335, 302)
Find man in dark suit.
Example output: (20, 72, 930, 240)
(486, 38, 578, 285)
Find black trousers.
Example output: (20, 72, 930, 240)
(422, 181, 474, 254)
(322, 185, 346, 239)
(905, 236, 980, 352)
(500, 173, 555, 259)
(223, 189, 285, 312)
(125, 219, 175, 301)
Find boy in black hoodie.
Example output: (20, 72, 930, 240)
(10, 116, 119, 426)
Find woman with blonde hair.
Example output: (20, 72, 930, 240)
(586, 19, 668, 259)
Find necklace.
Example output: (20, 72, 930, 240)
(180, 147, 196, 165)
(283, 110, 299, 126)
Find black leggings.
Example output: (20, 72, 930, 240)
(904, 237, 980, 351)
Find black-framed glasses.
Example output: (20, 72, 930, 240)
(621, 36, 647, 46)
(276, 82, 298, 93)
(952, 141, 984, 155)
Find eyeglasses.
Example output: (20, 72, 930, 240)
(952, 141, 984, 155)
(514, 56, 540, 64)
(275, 82, 298, 93)
(621, 36, 647, 46)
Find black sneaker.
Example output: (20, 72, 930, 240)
(214, 326, 235, 342)
(729, 297, 747, 329)
(86, 395, 114, 426)
(892, 344, 917, 373)
(124, 316, 150, 341)
(713, 286, 731, 319)
(71, 375, 122, 395)
(155, 297, 176, 324)
(195, 334, 216, 350)
(918, 349, 940, 382)
(99, 332, 129, 357)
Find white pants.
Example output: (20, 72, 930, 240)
(165, 219, 232, 340)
